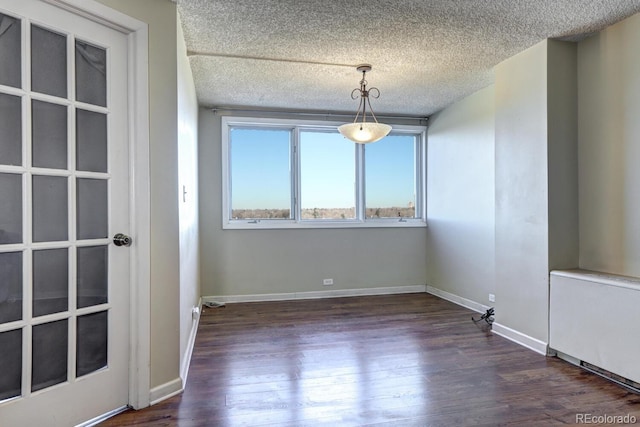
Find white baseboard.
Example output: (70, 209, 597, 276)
(79, 406, 129, 427)
(426, 286, 548, 356)
(203, 284, 427, 304)
(492, 322, 548, 355)
(148, 299, 201, 408)
(426, 285, 489, 314)
(180, 297, 201, 386)
(149, 377, 183, 406)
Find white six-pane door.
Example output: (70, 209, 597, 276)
(0, 0, 130, 425)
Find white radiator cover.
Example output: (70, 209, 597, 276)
(549, 270, 640, 384)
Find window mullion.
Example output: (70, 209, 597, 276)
(356, 143, 365, 221)
(418, 131, 426, 220)
(221, 120, 231, 224)
(413, 135, 419, 219)
(293, 127, 301, 222)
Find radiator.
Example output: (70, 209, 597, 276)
(549, 269, 640, 385)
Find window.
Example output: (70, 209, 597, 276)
(222, 117, 426, 229)
(365, 134, 418, 219)
(229, 128, 292, 220)
(300, 131, 356, 220)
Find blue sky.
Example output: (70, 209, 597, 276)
(230, 128, 416, 210)
(299, 131, 354, 209)
(230, 128, 291, 209)
(364, 134, 416, 208)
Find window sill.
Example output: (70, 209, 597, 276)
(222, 219, 427, 230)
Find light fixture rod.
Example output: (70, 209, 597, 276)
(339, 64, 393, 143)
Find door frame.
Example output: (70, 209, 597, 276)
(43, 0, 152, 410)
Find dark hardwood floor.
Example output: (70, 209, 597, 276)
(101, 293, 640, 426)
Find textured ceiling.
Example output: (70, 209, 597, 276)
(178, 0, 640, 117)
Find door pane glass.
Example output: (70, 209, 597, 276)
(77, 246, 107, 308)
(33, 175, 68, 242)
(77, 178, 107, 240)
(76, 109, 107, 173)
(365, 134, 417, 219)
(32, 319, 68, 392)
(0, 252, 22, 324)
(0, 329, 22, 401)
(76, 311, 107, 377)
(31, 25, 67, 98)
(75, 41, 106, 107)
(33, 248, 68, 317)
(229, 128, 292, 220)
(0, 93, 22, 166)
(0, 173, 22, 244)
(0, 13, 21, 88)
(300, 131, 356, 219)
(32, 100, 67, 169)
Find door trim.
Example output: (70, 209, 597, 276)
(44, 0, 151, 409)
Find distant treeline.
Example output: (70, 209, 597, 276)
(231, 209, 291, 219)
(232, 207, 415, 220)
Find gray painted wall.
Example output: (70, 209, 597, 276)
(547, 42, 579, 272)
(578, 13, 640, 277)
(177, 14, 200, 381)
(494, 40, 552, 342)
(426, 85, 496, 306)
(97, 0, 181, 390)
(198, 111, 428, 297)
(425, 11, 640, 348)
(494, 39, 578, 344)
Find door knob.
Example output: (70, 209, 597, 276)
(113, 233, 132, 247)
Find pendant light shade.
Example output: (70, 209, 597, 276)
(339, 64, 392, 144)
(338, 122, 392, 144)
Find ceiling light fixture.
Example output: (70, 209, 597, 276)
(338, 64, 392, 144)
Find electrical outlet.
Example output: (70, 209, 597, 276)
(323, 278, 334, 286)
(488, 293, 495, 303)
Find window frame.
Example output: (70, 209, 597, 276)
(221, 116, 426, 229)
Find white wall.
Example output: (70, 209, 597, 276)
(96, 0, 180, 392)
(426, 85, 496, 306)
(494, 39, 578, 347)
(426, 14, 640, 355)
(547, 43, 579, 271)
(494, 43, 549, 344)
(177, 13, 200, 383)
(578, 13, 640, 277)
(198, 111, 428, 298)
